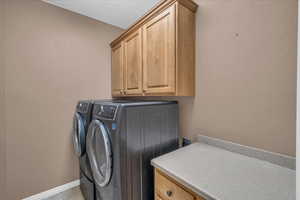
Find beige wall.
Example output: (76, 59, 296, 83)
(177, 0, 297, 156)
(2, 0, 123, 199)
(0, 0, 6, 199)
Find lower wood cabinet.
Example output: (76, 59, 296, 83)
(155, 169, 205, 200)
(156, 195, 163, 200)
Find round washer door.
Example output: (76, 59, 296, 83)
(86, 119, 112, 188)
(72, 112, 86, 157)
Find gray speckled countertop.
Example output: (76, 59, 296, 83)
(151, 143, 296, 200)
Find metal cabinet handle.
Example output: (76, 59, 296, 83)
(166, 190, 173, 197)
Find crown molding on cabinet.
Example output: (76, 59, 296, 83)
(110, 0, 198, 47)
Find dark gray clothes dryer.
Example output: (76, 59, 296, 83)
(86, 100, 179, 200)
(72, 100, 95, 200)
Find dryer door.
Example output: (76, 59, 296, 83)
(72, 112, 86, 157)
(86, 119, 112, 188)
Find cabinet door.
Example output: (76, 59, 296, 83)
(124, 29, 143, 95)
(142, 4, 176, 94)
(197, 196, 206, 200)
(111, 42, 124, 96)
(155, 195, 163, 200)
(155, 170, 194, 200)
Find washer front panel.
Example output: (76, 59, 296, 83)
(86, 119, 112, 187)
(72, 112, 85, 157)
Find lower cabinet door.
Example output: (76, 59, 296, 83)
(155, 170, 194, 200)
(155, 169, 208, 200)
(156, 195, 163, 200)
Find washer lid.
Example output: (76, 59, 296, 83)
(72, 112, 86, 157)
(86, 119, 112, 188)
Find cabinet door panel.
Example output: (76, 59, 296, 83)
(124, 29, 143, 95)
(197, 196, 206, 200)
(142, 4, 176, 94)
(111, 43, 124, 96)
(156, 195, 163, 200)
(155, 170, 194, 200)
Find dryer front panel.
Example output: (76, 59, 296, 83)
(87, 119, 112, 188)
(73, 112, 86, 157)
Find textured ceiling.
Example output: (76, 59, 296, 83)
(42, 0, 161, 29)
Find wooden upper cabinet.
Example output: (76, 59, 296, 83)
(110, 0, 198, 97)
(124, 29, 143, 95)
(111, 42, 124, 96)
(142, 4, 176, 94)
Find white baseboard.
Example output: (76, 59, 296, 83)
(22, 180, 80, 200)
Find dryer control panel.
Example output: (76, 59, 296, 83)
(95, 104, 118, 120)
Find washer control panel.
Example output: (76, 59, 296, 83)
(77, 102, 90, 113)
